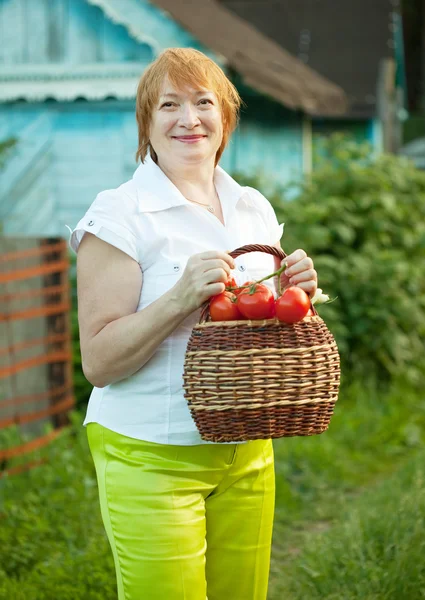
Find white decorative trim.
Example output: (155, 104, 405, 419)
(85, 0, 197, 55)
(86, 0, 161, 53)
(0, 62, 146, 82)
(0, 63, 148, 102)
(0, 80, 139, 102)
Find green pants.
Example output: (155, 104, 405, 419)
(87, 423, 275, 600)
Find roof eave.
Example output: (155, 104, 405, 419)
(152, 0, 348, 116)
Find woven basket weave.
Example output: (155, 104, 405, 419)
(183, 244, 341, 442)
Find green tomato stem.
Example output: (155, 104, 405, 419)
(225, 264, 287, 296)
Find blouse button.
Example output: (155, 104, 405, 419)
(173, 265, 180, 272)
(87, 220, 94, 226)
(238, 265, 246, 272)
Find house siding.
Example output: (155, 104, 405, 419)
(0, 0, 153, 65)
(0, 0, 377, 238)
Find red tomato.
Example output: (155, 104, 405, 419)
(240, 281, 269, 294)
(225, 276, 240, 294)
(226, 278, 255, 296)
(275, 287, 311, 323)
(236, 283, 275, 320)
(233, 280, 253, 296)
(210, 291, 242, 321)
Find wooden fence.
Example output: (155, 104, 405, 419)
(0, 237, 75, 476)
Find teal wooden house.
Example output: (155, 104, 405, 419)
(0, 0, 406, 237)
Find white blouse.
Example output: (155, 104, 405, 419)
(68, 155, 284, 445)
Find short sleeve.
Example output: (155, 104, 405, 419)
(245, 187, 284, 244)
(66, 189, 139, 263)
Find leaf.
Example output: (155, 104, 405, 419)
(233, 133, 425, 387)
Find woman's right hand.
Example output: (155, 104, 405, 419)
(172, 250, 236, 314)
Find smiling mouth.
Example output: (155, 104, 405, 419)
(172, 135, 207, 141)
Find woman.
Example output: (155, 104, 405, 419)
(69, 48, 317, 600)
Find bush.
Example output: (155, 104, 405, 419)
(234, 135, 425, 387)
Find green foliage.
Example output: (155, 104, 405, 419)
(234, 134, 425, 386)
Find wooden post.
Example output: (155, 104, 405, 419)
(302, 115, 313, 175)
(42, 238, 74, 428)
(376, 58, 397, 153)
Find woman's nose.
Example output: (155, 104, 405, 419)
(178, 103, 200, 128)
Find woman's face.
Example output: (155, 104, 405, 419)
(149, 77, 223, 167)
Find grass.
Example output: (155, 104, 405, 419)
(269, 450, 425, 599)
(268, 378, 425, 599)
(0, 377, 424, 599)
(0, 415, 116, 600)
(290, 454, 425, 599)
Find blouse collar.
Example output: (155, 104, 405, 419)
(133, 154, 252, 214)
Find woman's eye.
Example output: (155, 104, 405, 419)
(199, 99, 213, 105)
(161, 102, 175, 108)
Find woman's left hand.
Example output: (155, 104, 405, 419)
(279, 249, 317, 297)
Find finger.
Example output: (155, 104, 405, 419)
(292, 281, 317, 295)
(205, 281, 226, 297)
(287, 268, 317, 285)
(283, 249, 307, 269)
(203, 259, 233, 277)
(200, 251, 235, 269)
(277, 271, 291, 287)
(285, 257, 314, 278)
(203, 268, 230, 285)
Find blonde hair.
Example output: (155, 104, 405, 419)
(135, 48, 242, 166)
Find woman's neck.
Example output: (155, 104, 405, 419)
(157, 157, 217, 202)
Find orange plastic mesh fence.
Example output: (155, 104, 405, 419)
(0, 237, 75, 475)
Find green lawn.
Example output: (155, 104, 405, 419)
(1, 378, 424, 599)
(272, 452, 425, 599)
(268, 378, 425, 599)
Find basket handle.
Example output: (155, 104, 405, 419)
(228, 243, 286, 261)
(199, 244, 290, 322)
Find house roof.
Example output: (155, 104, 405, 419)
(0, 0, 347, 115)
(151, 0, 347, 116)
(219, 0, 399, 118)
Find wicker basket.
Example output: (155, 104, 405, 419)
(183, 244, 341, 442)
